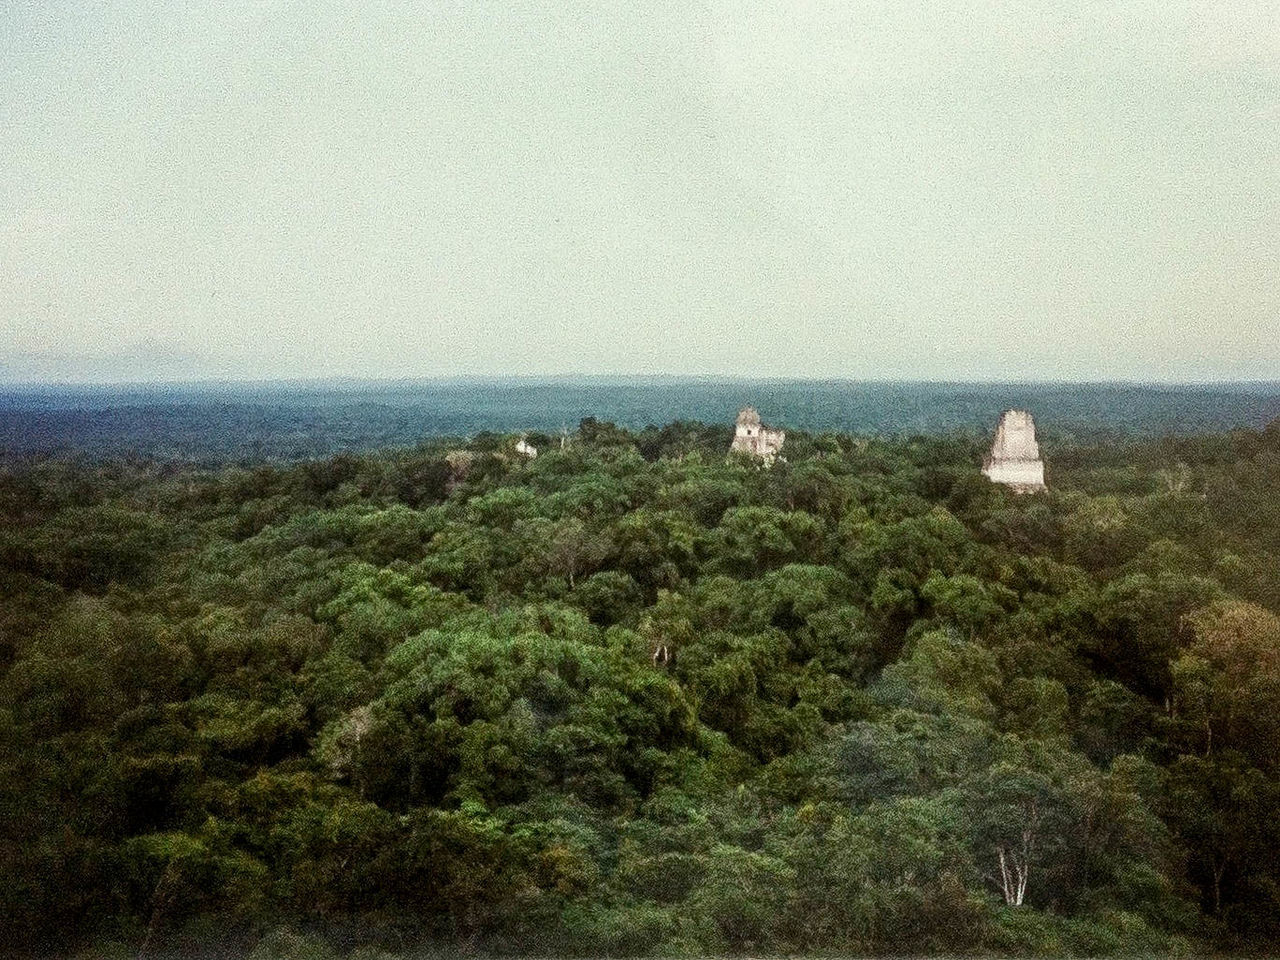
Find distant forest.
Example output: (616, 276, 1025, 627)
(5, 378, 1280, 460)
(3, 417, 1280, 958)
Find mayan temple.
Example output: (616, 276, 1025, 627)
(982, 410, 1046, 492)
(729, 407, 785, 463)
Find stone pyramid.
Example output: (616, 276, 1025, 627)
(982, 410, 1046, 492)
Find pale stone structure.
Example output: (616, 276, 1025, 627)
(983, 410, 1046, 493)
(730, 407, 785, 464)
(515, 437, 538, 458)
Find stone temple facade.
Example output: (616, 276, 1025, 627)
(983, 410, 1046, 493)
(730, 407, 785, 464)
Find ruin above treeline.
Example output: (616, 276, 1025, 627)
(729, 406, 786, 464)
(490, 406, 1047, 492)
(725, 405, 1047, 492)
(981, 409, 1047, 492)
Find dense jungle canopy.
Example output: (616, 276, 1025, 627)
(3, 417, 1280, 958)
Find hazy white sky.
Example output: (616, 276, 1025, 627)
(2, 0, 1277, 382)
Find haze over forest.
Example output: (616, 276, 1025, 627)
(4, 1, 1278, 384)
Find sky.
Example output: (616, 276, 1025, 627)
(2, 0, 1277, 383)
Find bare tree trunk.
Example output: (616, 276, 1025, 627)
(996, 846, 1026, 906)
(998, 846, 1014, 905)
(995, 801, 1039, 907)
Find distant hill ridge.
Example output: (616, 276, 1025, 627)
(3, 378, 1279, 460)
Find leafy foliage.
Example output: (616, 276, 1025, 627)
(2, 418, 1279, 955)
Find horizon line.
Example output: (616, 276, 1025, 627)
(3, 373, 1280, 391)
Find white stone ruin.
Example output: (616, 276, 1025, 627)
(515, 437, 538, 458)
(982, 410, 1046, 493)
(729, 407, 785, 464)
